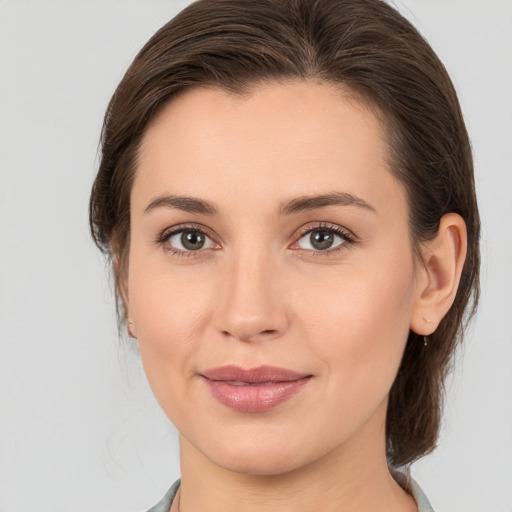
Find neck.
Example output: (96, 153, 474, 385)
(175, 402, 417, 512)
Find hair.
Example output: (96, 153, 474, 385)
(89, 0, 480, 467)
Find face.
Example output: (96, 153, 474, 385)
(127, 81, 422, 475)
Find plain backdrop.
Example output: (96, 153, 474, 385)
(0, 1, 511, 511)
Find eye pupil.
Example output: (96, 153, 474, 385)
(310, 230, 334, 250)
(181, 231, 205, 250)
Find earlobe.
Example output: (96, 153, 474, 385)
(113, 250, 134, 336)
(127, 318, 137, 338)
(410, 213, 467, 335)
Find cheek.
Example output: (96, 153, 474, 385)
(127, 255, 214, 399)
(294, 247, 416, 399)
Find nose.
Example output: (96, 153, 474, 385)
(213, 247, 289, 343)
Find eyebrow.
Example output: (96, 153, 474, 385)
(144, 191, 376, 216)
(279, 192, 376, 215)
(145, 194, 219, 215)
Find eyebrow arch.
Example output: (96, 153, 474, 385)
(279, 192, 376, 215)
(144, 191, 376, 216)
(144, 194, 219, 215)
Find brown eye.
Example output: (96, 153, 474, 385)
(295, 226, 350, 252)
(166, 229, 216, 252)
(181, 231, 206, 250)
(310, 230, 335, 250)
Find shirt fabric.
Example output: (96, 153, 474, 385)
(146, 473, 434, 512)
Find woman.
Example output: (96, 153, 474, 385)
(89, 0, 480, 510)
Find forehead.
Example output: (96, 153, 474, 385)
(134, 81, 403, 215)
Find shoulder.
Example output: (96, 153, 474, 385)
(145, 474, 435, 512)
(392, 469, 435, 512)
(145, 479, 181, 512)
(409, 478, 435, 512)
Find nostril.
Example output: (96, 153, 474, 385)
(221, 328, 279, 342)
(251, 329, 279, 341)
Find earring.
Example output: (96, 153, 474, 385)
(423, 336, 428, 347)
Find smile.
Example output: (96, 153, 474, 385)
(200, 365, 313, 412)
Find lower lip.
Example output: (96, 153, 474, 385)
(202, 377, 311, 412)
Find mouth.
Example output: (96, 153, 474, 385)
(199, 365, 313, 412)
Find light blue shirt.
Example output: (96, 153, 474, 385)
(146, 474, 434, 512)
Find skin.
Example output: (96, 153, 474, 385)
(126, 81, 466, 512)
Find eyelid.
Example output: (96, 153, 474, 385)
(156, 223, 221, 255)
(155, 221, 357, 256)
(290, 222, 357, 253)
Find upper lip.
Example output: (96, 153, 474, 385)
(200, 365, 311, 383)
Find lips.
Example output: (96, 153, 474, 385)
(200, 365, 312, 412)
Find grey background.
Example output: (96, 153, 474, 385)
(0, 1, 510, 511)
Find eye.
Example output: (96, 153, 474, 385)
(294, 224, 355, 252)
(159, 226, 218, 254)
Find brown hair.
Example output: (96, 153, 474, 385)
(89, 0, 480, 467)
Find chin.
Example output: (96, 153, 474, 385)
(203, 427, 332, 477)
(212, 449, 306, 477)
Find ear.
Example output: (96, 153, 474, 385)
(410, 213, 467, 335)
(113, 251, 137, 338)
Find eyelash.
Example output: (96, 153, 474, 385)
(155, 222, 357, 258)
(155, 223, 219, 258)
(293, 222, 357, 256)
